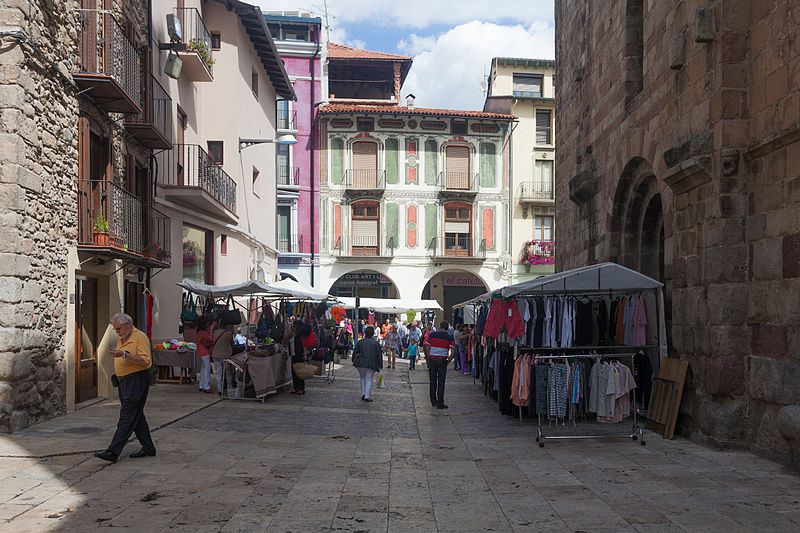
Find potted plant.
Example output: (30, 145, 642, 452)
(92, 214, 109, 245)
(144, 243, 171, 262)
(110, 231, 123, 249)
(187, 39, 214, 71)
(520, 240, 556, 271)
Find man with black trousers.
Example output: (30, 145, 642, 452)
(424, 321, 455, 409)
(94, 313, 156, 463)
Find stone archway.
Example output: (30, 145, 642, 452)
(611, 158, 665, 281)
(422, 270, 488, 324)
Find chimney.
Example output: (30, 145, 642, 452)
(406, 93, 415, 109)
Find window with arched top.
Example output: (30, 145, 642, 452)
(444, 145, 470, 190)
(444, 202, 472, 256)
(350, 141, 378, 188)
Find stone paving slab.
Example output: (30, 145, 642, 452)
(0, 359, 798, 530)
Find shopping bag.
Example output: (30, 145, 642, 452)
(375, 370, 386, 389)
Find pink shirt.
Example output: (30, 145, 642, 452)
(196, 329, 212, 357)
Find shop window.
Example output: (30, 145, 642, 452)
(183, 224, 213, 284)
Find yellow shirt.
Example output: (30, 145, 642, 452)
(115, 327, 152, 377)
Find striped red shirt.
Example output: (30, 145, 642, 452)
(425, 330, 454, 357)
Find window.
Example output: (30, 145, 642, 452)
(220, 234, 227, 255)
(283, 24, 309, 41)
(277, 100, 291, 130)
(444, 203, 472, 256)
(251, 70, 258, 99)
(207, 141, 223, 164)
(351, 201, 380, 255)
(357, 119, 374, 132)
(211, 32, 221, 50)
(513, 74, 543, 97)
(444, 145, 470, 190)
(277, 205, 292, 252)
(351, 141, 378, 188)
(183, 224, 213, 284)
(534, 160, 554, 198)
(252, 166, 260, 196)
(267, 23, 280, 40)
(534, 215, 553, 241)
(277, 144, 291, 186)
(625, 0, 644, 103)
(535, 110, 552, 145)
(451, 121, 467, 134)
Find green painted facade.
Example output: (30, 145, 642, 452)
(425, 139, 437, 185)
(386, 202, 399, 247)
(425, 203, 437, 248)
(331, 138, 344, 184)
(385, 138, 399, 184)
(480, 143, 496, 187)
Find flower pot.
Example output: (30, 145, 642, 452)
(524, 264, 531, 273)
(110, 236, 123, 249)
(93, 231, 109, 246)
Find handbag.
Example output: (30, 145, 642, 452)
(311, 347, 327, 361)
(220, 296, 242, 325)
(180, 294, 198, 323)
(300, 330, 317, 348)
(292, 361, 316, 380)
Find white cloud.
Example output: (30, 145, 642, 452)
(402, 20, 555, 111)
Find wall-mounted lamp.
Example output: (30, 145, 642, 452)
(238, 134, 297, 152)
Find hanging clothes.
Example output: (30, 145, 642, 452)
(483, 297, 525, 339)
(623, 296, 636, 345)
(534, 363, 549, 415)
(632, 295, 648, 346)
(614, 297, 627, 345)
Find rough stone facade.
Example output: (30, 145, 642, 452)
(554, 0, 800, 465)
(0, 0, 149, 432)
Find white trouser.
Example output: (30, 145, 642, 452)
(358, 367, 374, 399)
(214, 361, 236, 391)
(198, 355, 211, 390)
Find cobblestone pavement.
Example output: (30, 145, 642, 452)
(2, 360, 800, 531)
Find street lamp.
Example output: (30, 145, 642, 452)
(238, 134, 297, 152)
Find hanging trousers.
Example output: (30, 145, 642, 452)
(107, 370, 155, 456)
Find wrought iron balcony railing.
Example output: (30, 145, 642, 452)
(162, 144, 237, 214)
(277, 233, 304, 253)
(145, 208, 172, 266)
(75, 9, 141, 113)
(278, 109, 297, 130)
(343, 169, 386, 190)
(77, 180, 144, 255)
(518, 181, 554, 201)
(277, 166, 301, 187)
(174, 7, 214, 80)
(124, 73, 173, 149)
(427, 236, 486, 259)
(438, 171, 479, 192)
(333, 236, 395, 257)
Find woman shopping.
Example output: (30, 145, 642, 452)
(352, 326, 383, 402)
(195, 315, 213, 393)
(211, 322, 236, 395)
(288, 322, 308, 395)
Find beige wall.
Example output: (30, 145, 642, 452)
(491, 63, 556, 99)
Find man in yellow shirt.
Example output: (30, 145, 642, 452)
(94, 313, 156, 463)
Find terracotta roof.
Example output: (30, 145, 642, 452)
(327, 42, 411, 61)
(319, 103, 515, 120)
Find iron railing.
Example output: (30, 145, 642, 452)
(427, 236, 486, 258)
(76, 9, 141, 107)
(174, 7, 213, 76)
(77, 180, 144, 255)
(278, 233, 304, 253)
(162, 144, 237, 213)
(146, 208, 172, 265)
(344, 169, 386, 190)
(334, 236, 395, 257)
(438, 171, 479, 192)
(125, 73, 173, 146)
(525, 240, 555, 258)
(278, 109, 296, 130)
(277, 166, 300, 187)
(536, 126, 552, 145)
(518, 181, 554, 200)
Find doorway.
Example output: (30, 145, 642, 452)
(75, 276, 99, 403)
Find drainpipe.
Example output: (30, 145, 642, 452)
(309, 27, 321, 287)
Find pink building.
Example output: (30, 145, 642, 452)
(264, 12, 324, 286)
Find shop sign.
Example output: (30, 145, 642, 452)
(335, 272, 392, 287)
(443, 274, 483, 287)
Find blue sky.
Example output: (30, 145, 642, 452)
(253, 0, 555, 110)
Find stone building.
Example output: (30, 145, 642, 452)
(555, 0, 800, 464)
(484, 57, 557, 283)
(318, 43, 515, 322)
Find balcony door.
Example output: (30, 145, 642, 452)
(445, 145, 470, 189)
(351, 202, 379, 256)
(444, 203, 471, 256)
(352, 141, 377, 188)
(74, 276, 98, 403)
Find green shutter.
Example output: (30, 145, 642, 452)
(425, 139, 437, 185)
(425, 203, 437, 248)
(480, 143, 496, 187)
(385, 138, 398, 184)
(331, 137, 344, 184)
(386, 203, 399, 247)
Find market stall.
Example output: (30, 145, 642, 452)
(336, 297, 442, 314)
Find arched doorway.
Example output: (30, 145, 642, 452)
(329, 269, 398, 323)
(422, 270, 488, 324)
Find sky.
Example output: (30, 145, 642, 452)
(252, 0, 555, 111)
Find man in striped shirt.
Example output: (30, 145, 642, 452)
(425, 321, 455, 409)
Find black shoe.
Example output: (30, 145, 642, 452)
(431, 402, 438, 407)
(437, 404, 449, 409)
(363, 397, 374, 402)
(94, 451, 118, 463)
(129, 448, 156, 458)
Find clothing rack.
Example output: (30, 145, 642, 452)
(529, 352, 645, 448)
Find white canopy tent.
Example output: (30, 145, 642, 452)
(178, 278, 334, 302)
(336, 297, 442, 314)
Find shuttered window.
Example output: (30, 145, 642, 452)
(351, 141, 378, 187)
(351, 202, 379, 255)
(444, 222, 470, 233)
(445, 145, 470, 189)
(535, 110, 551, 145)
(513, 74, 542, 97)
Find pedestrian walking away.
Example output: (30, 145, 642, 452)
(94, 313, 155, 463)
(384, 324, 400, 368)
(425, 321, 455, 409)
(408, 340, 419, 370)
(288, 323, 308, 394)
(352, 326, 383, 402)
(211, 323, 236, 395)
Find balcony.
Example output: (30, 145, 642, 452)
(518, 181, 554, 203)
(174, 7, 213, 82)
(343, 169, 386, 199)
(333, 236, 395, 262)
(278, 234, 303, 254)
(124, 73, 173, 149)
(77, 180, 145, 259)
(278, 109, 297, 131)
(160, 144, 237, 223)
(143, 208, 172, 267)
(521, 240, 555, 267)
(75, 10, 141, 113)
(277, 166, 300, 189)
(427, 236, 486, 263)
(438, 171, 479, 199)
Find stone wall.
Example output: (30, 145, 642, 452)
(555, 0, 800, 465)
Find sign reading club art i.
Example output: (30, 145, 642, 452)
(442, 275, 484, 287)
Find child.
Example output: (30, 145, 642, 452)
(408, 341, 418, 370)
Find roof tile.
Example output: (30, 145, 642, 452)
(327, 42, 411, 61)
(319, 103, 515, 120)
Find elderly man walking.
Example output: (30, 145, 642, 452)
(94, 313, 156, 463)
